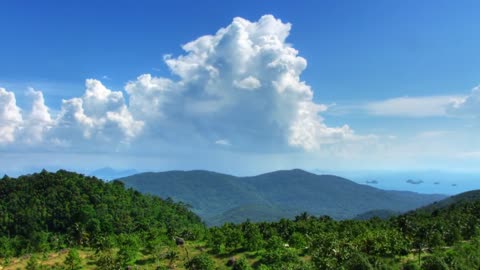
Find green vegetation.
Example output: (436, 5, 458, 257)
(0, 170, 202, 258)
(120, 169, 446, 225)
(63, 249, 82, 270)
(1, 170, 480, 269)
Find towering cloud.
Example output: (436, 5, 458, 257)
(0, 15, 357, 152)
(0, 88, 23, 144)
(126, 15, 355, 150)
(23, 89, 53, 143)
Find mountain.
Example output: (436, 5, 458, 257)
(119, 169, 446, 225)
(88, 167, 139, 180)
(419, 189, 480, 212)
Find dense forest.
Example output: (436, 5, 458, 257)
(1, 170, 480, 269)
(0, 171, 203, 263)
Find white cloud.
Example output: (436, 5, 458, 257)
(125, 74, 176, 119)
(0, 81, 144, 147)
(0, 15, 361, 152)
(57, 79, 143, 141)
(0, 88, 23, 144)
(125, 15, 357, 151)
(447, 85, 480, 116)
(24, 88, 53, 143)
(365, 95, 464, 117)
(233, 76, 261, 90)
(215, 139, 231, 146)
(288, 101, 354, 150)
(365, 85, 480, 119)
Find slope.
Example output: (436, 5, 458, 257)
(0, 170, 202, 256)
(419, 189, 480, 212)
(120, 169, 446, 225)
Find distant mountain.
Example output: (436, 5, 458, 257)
(119, 169, 446, 225)
(89, 167, 139, 180)
(420, 189, 480, 212)
(210, 204, 288, 225)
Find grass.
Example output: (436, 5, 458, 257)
(0, 242, 263, 270)
(2, 242, 461, 269)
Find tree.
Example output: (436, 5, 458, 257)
(233, 257, 253, 270)
(289, 232, 307, 249)
(265, 235, 283, 251)
(164, 248, 179, 268)
(64, 248, 82, 270)
(421, 255, 449, 270)
(25, 255, 41, 270)
(116, 234, 140, 267)
(0, 236, 14, 264)
(344, 252, 373, 270)
(223, 223, 244, 252)
(207, 227, 226, 254)
(185, 253, 215, 270)
(402, 261, 420, 270)
(242, 221, 263, 251)
(95, 250, 121, 270)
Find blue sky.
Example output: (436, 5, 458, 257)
(1, 0, 480, 190)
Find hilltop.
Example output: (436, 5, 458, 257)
(119, 169, 446, 225)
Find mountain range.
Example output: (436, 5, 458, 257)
(119, 169, 446, 225)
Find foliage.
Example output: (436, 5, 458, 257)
(421, 255, 449, 270)
(0, 170, 202, 257)
(185, 253, 215, 270)
(64, 248, 82, 270)
(232, 257, 253, 270)
(3, 170, 480, 269)
(94, 250, 120, 270)
(25, 255, 41, 270)
(116, 234, 140, 267)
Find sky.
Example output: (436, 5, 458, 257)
(1, 0, 480, 190)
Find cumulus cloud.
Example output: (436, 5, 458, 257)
(125, 15, 357, 151)
(23, 88, 53, 143)
(0, 80, 143, 146)
(0, 88, 23, 143)
(234, 76, 262, 90)
(57, 79, 143, 141)
(0, 15, 360, 152)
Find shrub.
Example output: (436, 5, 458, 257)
(185, 253, 215, 270)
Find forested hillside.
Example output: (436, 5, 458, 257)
(120, 169, 446, 225)
(0, 170, 202, 258)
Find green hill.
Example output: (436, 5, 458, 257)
(0, 170, 202, 257)
(119, 169, 446, 225)
(419, 189, 480, 212)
